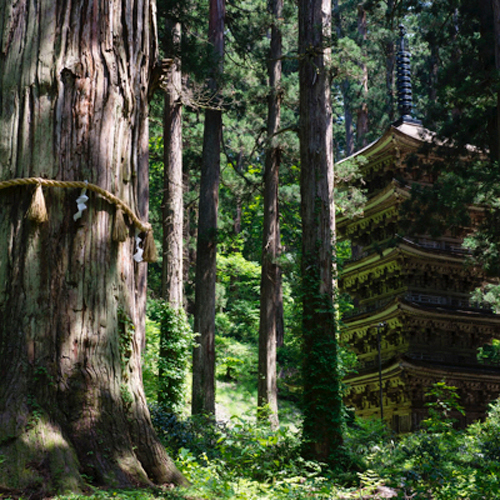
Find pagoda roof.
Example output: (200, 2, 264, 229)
(337, 121, 434, 167)
(337, 119, 482, 172)
(342, 296, 500, 335)
(337, 180, 408, 230)
(341, 239, 467, 282)
(344, 355, 500, 386)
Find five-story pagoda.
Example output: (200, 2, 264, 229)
(338, 26, 500, 432)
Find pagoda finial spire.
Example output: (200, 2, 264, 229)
(395, 25, 420, 125)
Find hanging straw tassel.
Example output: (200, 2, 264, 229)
(27, 183, 48, 223)
(113, 207, 128, 242)
(143, 230, 158, 262)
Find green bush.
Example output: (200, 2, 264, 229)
(361, 386, 500, 499)
(158, 304, 196, 414)
(144, 298, 195, 414)
(215, 335, 257, 383)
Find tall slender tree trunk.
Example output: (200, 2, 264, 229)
(333, 0, 355, 157)
(298, 0, 343, 463)
(0, 0, 185, 495)
(356, 3, 369, 148)
(342, 80, 355, 156)
(258, 0, 283, 429)
(159, 18, 184, 408)
(384, 0, 396, 123)
(162, 20, 183, 309)
(491, 0, 500, 163)
(192, 0, 225, 417)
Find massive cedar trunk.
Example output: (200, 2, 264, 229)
(257, 0, 283, 429)
(192, 0, 225, 416)
(298, 0, 343, 463)
(0, 0, 184, 495)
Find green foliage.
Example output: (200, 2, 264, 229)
(334, 156, 367, 220)
(53, 489, 185, 500)
(478, 338, 500, 366)
(216, 336, 257, 383)
(360, 388, 500, 500)
(55, 397, 500, 499)
(214, 417, 302, 483)
(471, 283, 500, 314)
(299, 249, 343, 464)
(216, 253, 261, 342)
(142, 299, 195, 414)
(152, 409, 346, 499)
(150, 405, 224, 457)
(422, 380, 464, 433)
(158, 303, 196, 414)
(341, 417, 393, 478)
(143, 316, 161, 403)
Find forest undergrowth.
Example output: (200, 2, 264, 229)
(47, 310, 500, 500)
(49, 396, 500, 500)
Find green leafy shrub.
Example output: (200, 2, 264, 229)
(216, 253, 261, 342)
(216, 335, 257, 383)
(362, 386, 500, 499)
(150, 405, 224, 458)
(422, 380, 464, 433)
(214, 416, 302, 483)
(143, 317, 161, 403)
(143, 299, 195, 414)
(158, 304, 196, 414)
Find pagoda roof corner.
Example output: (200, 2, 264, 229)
(337, 121, 435, 166)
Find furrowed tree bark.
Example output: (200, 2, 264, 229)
(192, 0, 225, 417)
(258, 0, 283, 430)
(159, 16, 184, 409)
(298, 0, 343, 463)
(0, 0, 185, 495)
(162, 19, 184, 310)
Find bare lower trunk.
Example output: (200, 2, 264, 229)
(258, 0, 283, 429)
(192, 0, 225, 417)
(159, 18, 184, 408)
(298, 0, 343, 463)
(162, 20, 184, 309)
(192, 109, 221, 416)
(0, 0, 184, 495)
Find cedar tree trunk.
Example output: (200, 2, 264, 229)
(356, 3, 369, 149)
(384, 0, 396, 123)
(257, 0, 283, 429)
(492, 0, 500, 164)
(341, 80, 355, 157)
(159, 18, 184, 409)
(0, 0, 184, 495)
(298, 0, 343, 463)
(162, 19, 184, 309)
(192, 0, 225, 417)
